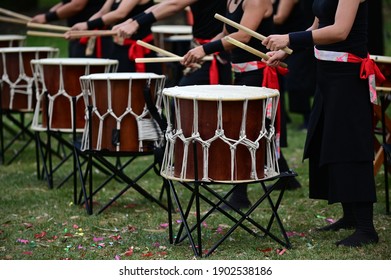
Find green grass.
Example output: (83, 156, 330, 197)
(0, 112, 390, 260)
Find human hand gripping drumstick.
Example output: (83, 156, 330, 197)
(214, 13, 293, 55)
(224, 36, 288, 68)
(136, 40, 202, 69)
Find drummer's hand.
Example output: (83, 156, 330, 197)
(71, 22, 88, 31)
(264, 50, 287, 67)
(113, 19, 138, 38)
(262, 34, 289, 51)
(181, 46, 205, 67)
(30, 14, 46, 24)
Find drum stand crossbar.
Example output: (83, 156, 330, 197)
(35, 95, 116, 190)
(73, 105, 171, 215)
(166, 142, 294, 258)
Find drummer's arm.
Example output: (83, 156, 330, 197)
(146, 0, 197, 19)
(221, 0, 272, 51)
(36, 0, 89, 23)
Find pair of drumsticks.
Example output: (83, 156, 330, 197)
(0, 8, 291, 67)
(135, 14, 291, 68)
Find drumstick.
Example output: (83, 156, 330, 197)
(214, 13, 293, 55)
(136, 40, 202, 69)
(224, 36, 288, 68)
(27, 22, 70, 32)
(66, 30, 118, 39)
(135, 56, 214, 63)
(26, 30, 65, 38)
(137, 40, 178, 57)
(0, 15, 28, 25)
(0, 7, 32, 21)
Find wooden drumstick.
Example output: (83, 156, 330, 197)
(0, 7, 32, 21)
(0, 15, 28, 25)
(137, 40, 178, 57)
(27, 30, 65, 38)
(224, 36, 288, 68)
(27, 22, 70, 32)
(136, 40, 202, 69)
(135, 56, 213, 63)
(215, 13, 293, 55)
(66, 30, 118, 39)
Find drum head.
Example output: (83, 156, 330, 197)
(0, 46, 58, 53)
(30, 57, 118, 66)
(80, 72, 165, 81)
(163, 85, 279, 101)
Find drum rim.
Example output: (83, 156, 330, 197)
(151, 24, 192, 34)
(30, 57, 119, 65)
(0, 35, 26, 40)
(80, 72, 166, 80)
(370, 55, 391, 63)
(0, 46, 58, 52)
(163, 85, 279, 100)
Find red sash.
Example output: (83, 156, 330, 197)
(123, 33, 154, 72)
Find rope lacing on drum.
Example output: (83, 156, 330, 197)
(0, 51, 34, 110)
(161, 92, 280, 182)
(82, 76, 165, 152)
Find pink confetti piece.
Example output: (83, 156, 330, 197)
(202, 222, 208, 228)
(115, 255, 121, 260)
(153, 242, 160, 247)
(73, 224, 79, 229)
(216, 227, 224, 234)
(159, 223, 169, 229)
(326, 218, 336, 224)
(176, 220, 182, 224)
(276, 248, 287, 255)
(93, 237, 104, 242)
(77, 245, 84, 250)
(17, 239, 29, 244)
(110, 235, 121, 241)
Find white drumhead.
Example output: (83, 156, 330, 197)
(151, 25, 192, 34)
(30, 57, 118, 66)
(80, 72, 165, 80)
(163, 85, 279, 101)
(370, 55, 391, 64)
(0, 46, 58, 53)
(0, 35, 26, 41)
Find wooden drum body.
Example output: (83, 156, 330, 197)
(31, 58, 118, 132)
(161, 85, 280, 183)
(80, 72, 166, 152)
(0, 47, 58, 111)
(0, 35, 25, 48)
(371, 55, 391, 88)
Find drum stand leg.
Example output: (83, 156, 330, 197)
(73, 105, 170, 215)
(0, 110, 35, 165)
(380, 93, 390, 214)
(167, 141, 293, 258)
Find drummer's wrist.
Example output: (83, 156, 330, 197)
(87, 18, 105, 30)
(202, 39, 224, 55)
(135, 12, 156, 26)
(45, 11, 59, 22)
(288, 31, 313, 49)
